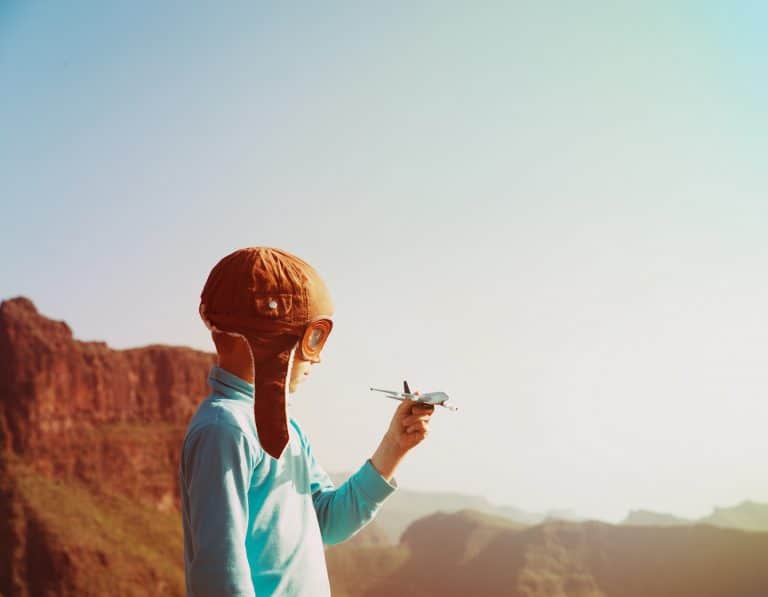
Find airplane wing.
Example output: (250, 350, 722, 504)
(370, 387, 404, 398)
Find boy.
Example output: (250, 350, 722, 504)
(179, 247, 434, 596)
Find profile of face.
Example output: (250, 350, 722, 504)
(288, 354, 314, 394)
(288, 313, 333, 393)
(288, 315, 332, 394)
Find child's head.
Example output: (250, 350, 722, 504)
(199, 247, 334, 458)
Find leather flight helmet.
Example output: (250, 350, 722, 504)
(199, 247, 334, 459)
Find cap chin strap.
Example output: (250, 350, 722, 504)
(244, 332, 296, 460)
(201, 302, 299, 460)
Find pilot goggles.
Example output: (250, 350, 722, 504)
(298, 318, 333, 362)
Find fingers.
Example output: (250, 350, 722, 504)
(412, 403, 435, 414)
(402, 412, 432, 426)
(411, 393, 435, 410)
(391, 390, 436, 445)
(394, 399, 416, 419)
(395, 396, 435, 415)
(406, 424, 429, 434)
(402, 413, 431, 434)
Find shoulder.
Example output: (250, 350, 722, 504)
(204, 399, 254, 435)
(288, 416, 312, 452)
(187, 398, 255, 442)
(184, 415, 261, 465)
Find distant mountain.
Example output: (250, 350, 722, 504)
(702, 500, 768, 532)
(622, 501, 768, 532)
(327, 509, 768, 597)
(622, 509, 691, 527)
(540, 508, 584, 522)
(330, 472, 580, 542)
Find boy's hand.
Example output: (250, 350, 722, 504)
(371, 393, 435, 481)
(386, 396, 434, 452)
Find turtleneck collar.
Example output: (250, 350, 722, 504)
(207, 365, 255, 402)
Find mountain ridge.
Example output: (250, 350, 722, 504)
(622, 499, 768, 532)
(3, 296, 767, 596)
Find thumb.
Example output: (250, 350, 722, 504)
(395, 398, 415, 416)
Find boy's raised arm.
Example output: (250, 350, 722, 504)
(304, 398, 434, 545)
(307, 446, 397, 546)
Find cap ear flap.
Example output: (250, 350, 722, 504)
(243, 332, 295, 460)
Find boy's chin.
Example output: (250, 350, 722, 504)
(288, 374, 309, 394)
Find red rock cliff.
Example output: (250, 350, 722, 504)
(0, 296, 216, 509)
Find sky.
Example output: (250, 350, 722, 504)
(2, 1, 767, 522)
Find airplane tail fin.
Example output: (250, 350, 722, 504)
(403, 380, 411, 395)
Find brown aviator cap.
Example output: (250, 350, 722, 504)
(199, 247, 334, 459)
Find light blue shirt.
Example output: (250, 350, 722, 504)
(179, 366, 397, 596)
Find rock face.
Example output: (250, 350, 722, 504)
(0, 296, 216, 596)
(0, 297, 215, 443)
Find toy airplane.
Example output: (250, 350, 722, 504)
(370, 380, 458, 411)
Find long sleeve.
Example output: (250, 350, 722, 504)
(182, 422, 257, 596)
(302, 435, 397, 545)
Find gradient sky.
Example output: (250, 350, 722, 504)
(2, 2, 767, 522)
